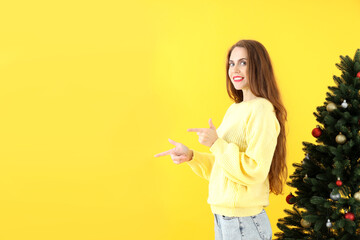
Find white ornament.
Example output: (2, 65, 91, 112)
(354, 191, 360, 201)
(341, 100, 348, 108)
(326, 219, 332, 228)
(330, 190, 341, 201)
(303, 174, 308, 183)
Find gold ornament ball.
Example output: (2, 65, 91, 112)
(301, 218, 311, 228)
(326, 102, 337, 112)
(354, 192, 360, 201)
(336, 133, 346, 144)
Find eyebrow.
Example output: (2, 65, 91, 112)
(229, 58, 247, 62)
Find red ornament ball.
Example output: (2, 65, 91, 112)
(357, 72, 360, 78)
(286, 193, 295, 204)
(312, 127, 322, 138)
(345, 212, 355, 221)
(336, 180, 343, 186)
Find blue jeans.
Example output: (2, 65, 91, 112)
(214, 209, 272, 240)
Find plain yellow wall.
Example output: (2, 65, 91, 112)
(0, 0, 359, 239)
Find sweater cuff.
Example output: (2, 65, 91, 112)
(186, 150, 201, 167)
(209, 137, 228, 155)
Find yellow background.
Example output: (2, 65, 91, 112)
(0, 0, 359, 239)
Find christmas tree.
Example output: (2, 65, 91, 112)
(275, 49, 360, 240)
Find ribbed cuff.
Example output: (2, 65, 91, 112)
(186, 150, 201, 168)
(210, 137, 228, 155)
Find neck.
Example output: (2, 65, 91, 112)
(242, 89, 258, 102)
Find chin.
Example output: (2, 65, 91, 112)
(233, 86, 243, 90)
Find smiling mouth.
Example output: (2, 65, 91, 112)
(233, 77, 244, 82)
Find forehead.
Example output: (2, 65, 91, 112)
(229, 47, 248, 60)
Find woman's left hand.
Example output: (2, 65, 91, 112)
(188, 118, 219, 147)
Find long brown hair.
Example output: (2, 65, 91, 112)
(225, 39, 288, 195)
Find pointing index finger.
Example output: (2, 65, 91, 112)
(187, 128, 203, 132)
(154, 149, 172, 157)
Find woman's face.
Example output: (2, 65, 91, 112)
(228, 47, 249, 91)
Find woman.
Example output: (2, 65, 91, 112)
(154, 39, 287, 240)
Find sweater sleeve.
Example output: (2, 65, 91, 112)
(209, 103, 280, 185)
(186, 150, 215, 181)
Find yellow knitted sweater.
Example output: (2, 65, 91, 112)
(186, 97, 280, 217)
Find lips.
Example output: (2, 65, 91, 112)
(233, 76, 244, 82)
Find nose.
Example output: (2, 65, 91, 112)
(233, 65, 241, 74)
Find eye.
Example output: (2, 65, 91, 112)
(229, 63, 234, 67)
(240, 61, 246, 66)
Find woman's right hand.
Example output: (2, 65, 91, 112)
(154, 139, 193, 164)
